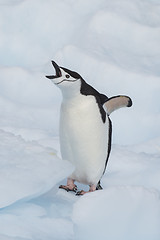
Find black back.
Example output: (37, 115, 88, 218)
(80, 79, 108, 123)
(80, 79, 112, 179)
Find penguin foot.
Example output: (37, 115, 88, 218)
(76, 185, 97, 196)
(76, 190, 86, 196)
(96, 182, 103, 190)
(59, 184, 77, 193)
(76, 189, 96, 196)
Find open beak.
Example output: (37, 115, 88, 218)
(46, 61, 61, 79)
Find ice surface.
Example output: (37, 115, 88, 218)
(72, 186, 160, 240)
(0, 129, 73, 208)
(0, 0, 160, 239)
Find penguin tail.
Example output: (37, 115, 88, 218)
(96, 181, 103, 190)
(103, 95, 132, 116)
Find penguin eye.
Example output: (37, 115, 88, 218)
(65, 74, 70, 79)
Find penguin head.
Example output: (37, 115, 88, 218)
(46, 61, 82, 93)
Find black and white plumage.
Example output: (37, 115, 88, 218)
(46, 61, 132, 195)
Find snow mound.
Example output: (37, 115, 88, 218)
(103, 144, 160, 191)
(0, 67, 60, 136)
(0, 130, 73, 208)
(0, 0, 160, 239)
(0, 202, 73, 240)
(0, 0, 160, 144)
(72, 186, 160, 240)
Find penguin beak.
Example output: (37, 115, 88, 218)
(46, 61, 62, 79)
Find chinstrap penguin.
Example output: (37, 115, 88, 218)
(46, 61, 132, 195)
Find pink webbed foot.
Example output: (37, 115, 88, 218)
(76, 184, 97, 196)
(59, 184, 77, 193)
(76, 190, 87, 196)
(59, 178, 77, 193)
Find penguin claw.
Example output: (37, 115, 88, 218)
(76, 190, 86, 196)
(59, 185, 77, 193)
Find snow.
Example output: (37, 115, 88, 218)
(73, 187, 160, 240)
(0, 0, 160, 239)
(0, 129, 73, 208)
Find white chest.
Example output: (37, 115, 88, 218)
(59, 94, 109, 185)
(60, 94, 104, 137)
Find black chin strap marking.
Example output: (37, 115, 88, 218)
(56, 79, 78, 85)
